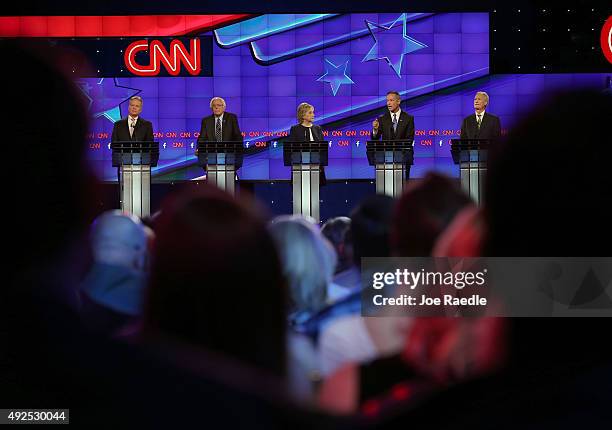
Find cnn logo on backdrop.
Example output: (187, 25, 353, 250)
(602, 16, 612, 64)
(124, 39, 201, 76)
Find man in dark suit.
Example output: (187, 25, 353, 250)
(111, 96, 154, 143)
(198, 97, 243, 143)
(460, 91, 502, 140)
(372, 91, 415, 142)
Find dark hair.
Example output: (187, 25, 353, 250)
(386, 91, 401, 99)
(484, 90, 612, 256)
(349, 194, 396, 265)
(144, 185, 287, 376)
(321, 217, 351, 247)
(321, 217, 352, 272)
(1, 41, 95, 282)
(483, 90, 612, 373)
(391, 173, 472, 257)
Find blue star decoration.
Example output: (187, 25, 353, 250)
(362, 13, 428, 78)
(317, 59, 355, 96)
(76, 78, 141, 123)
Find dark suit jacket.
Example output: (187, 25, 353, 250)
(460, 112, 501, 140)
(372, 110, 415, 142)
(287, 124, 326, 184)
(288, 124, 324, 142)
(199, 112, 243, 142)
(111, 117, 154, 142)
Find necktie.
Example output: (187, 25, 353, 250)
(129, 118, 136, 138)
(392, 113, 398, 134)
(215, 117, 222, 141)
(476, 114, 482, 130)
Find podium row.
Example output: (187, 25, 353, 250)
(111, 139, 491, 222)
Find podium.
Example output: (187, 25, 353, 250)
(197, 140, 244, 195)
(450, 139, 491, 205)
(366, 140, 414, 197)
(111, 141, 159, 218)
(283, 141, 328, 223)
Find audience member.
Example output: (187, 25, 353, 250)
(269, 215, 336, 323)
(269, 215, 340, 401)
(80, 210, 152, 334)
(144, 185, 288, 377)
(321, 216, 355, 302)
(391, 172, 473, 256)
(321, 217, 353, 275)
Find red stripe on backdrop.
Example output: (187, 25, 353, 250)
(0, 14, 252, 37)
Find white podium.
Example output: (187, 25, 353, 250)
(111, 141, 159, 218)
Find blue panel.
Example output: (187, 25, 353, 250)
(215, 14, 337, 48)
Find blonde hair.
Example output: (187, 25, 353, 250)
(296, 102, 314, 124)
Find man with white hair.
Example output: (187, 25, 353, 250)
(460, 91, 501, 140)
(198, 96, 243, 143)
(111, 96, 154, 143)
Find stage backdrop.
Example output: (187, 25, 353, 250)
(2, 13, 609, 181)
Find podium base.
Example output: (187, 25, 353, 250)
(460, 162, 486, 205)
(206, 164, 237, 195)
(119, 164, 151, 218)
(292, 164, 320, 223)
(375, 163, 406, 197)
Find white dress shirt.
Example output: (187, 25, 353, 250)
(128, 116, 138, 137)
(475, 110, 486, 124)
(304, 125, 314, 141)
(390, 108, 402, 125)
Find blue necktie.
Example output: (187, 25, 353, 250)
(392, 113, 398, 134)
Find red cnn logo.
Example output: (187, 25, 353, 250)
(602, 16, 612, 64)
(124, 39, 201, 76)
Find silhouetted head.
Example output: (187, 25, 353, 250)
(321, 216, 353, 273)
(1, 40, 95, 292)
(483, 90, 612, 373)
(349, 194, 396, 266)
(484, 90, 612, 256)
(144, 185, 287, 376)
(392, 173, 473, 257)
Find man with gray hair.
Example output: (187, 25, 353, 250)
(460, 91, 501, 140)
(111, 95, 154, 143)
(198, 96, 243, 143)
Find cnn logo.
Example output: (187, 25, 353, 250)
(124, 39, 201, 76)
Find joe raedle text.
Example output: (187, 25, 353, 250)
(369, 268, 489, 310)
(373, 294, 487, 306)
